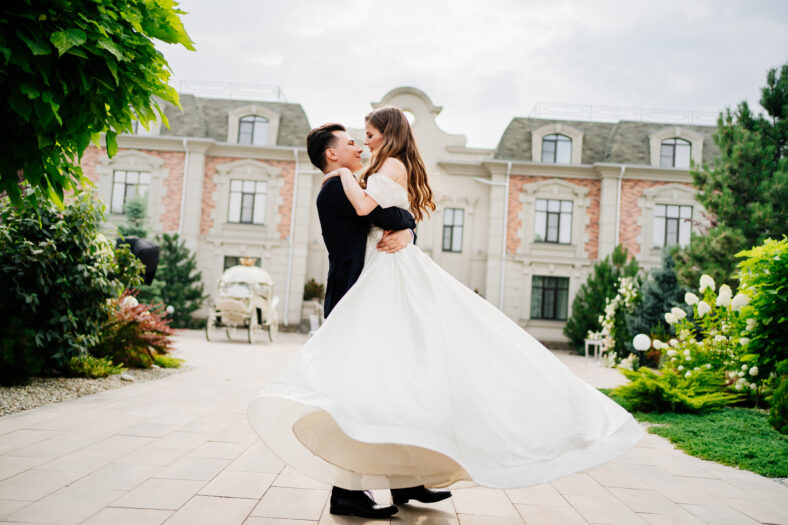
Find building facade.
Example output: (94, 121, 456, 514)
(81, 86, 717, 342)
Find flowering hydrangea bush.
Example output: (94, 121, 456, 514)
(587, 276, 639, 366)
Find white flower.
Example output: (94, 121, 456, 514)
(121, 296, 139, 308)
(735, 383, 743, 391)
(669, 339, 679, 348)
(746, 318, 756, 331)
(719, 284, 732, 296)
(741, 364, 748, 371)
(665, 312, 678, 325)
(705, 363, 712, 369)
(166, 305, 175, 314)
(694, 367, 701, 372)
(716, 293, 731, 307)
(738, 376, 746, 383)
(671, 307, 687, 320)
(679, 329, 691, 340)
(667, 349, 677, 357)
(678, 365, 684, 371)
(738, 371, 745, 377)
(749, 366, 758, 377)
(700, 274, 715, 292)
(653, 340, 664, 350)
(685, 356, 691, 361)
(750, 383, 758, 390)
(685, 371, 692, 378)
(731, 293, 749, 311)
(739, 337, 750, 346)
(714, 335, 727, 343)
(697, 301, 711, 317)
(685, 292, 699, 305)
(683, 349, 691, 356)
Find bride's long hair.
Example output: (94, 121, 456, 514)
(360, 106, 436, 222)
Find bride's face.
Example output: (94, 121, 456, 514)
(364, 123, 384, 156)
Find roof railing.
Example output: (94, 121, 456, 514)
(173, 80, 287, 102)
(529, 102, 718, 126)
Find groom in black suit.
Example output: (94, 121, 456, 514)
(307, 123, 452, 519)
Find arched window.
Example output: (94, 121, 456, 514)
(660, 137, 691, 168)
(238, 115, 269, 145)
(541, 134, 572, 164)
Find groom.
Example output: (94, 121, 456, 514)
(308, 123, 452, 519)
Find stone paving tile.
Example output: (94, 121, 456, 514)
(273, 465, 331, 490)
(638, 511, 707, 525)
(0, 468, 82, 501)
(451, 487, 519, 517)
(0, 501, 29, 520)
(0, 456, 47, 482)
(723, 496, 788, 524)
(165, 495, 257, 525)
(392, 495, 458, 524)
(187, 440, 248, 460)
(607, 487, 688, 517)
(70, 462, 162, 491)
(110, 478, 205, 510)
(514, 503, 588, 524)
(640, 478, 722, 506)
(563, 493, 648, 524)
(198, 470, 276, 499)
(457, 514, 520, 525)
(246, 518, 318, 525)
(549, 473, 609, 497)
(588, 467, 650, 489)
(680, 503, 761, 525)
(36, 448, 119, 475)
(154, 455, 230, 481)
(505, 483, 568, 506)
(5, 437, 88, 459)
(226, 442, 285, 474)
(0, 430, 60, 455)
(81, 507, 173, 525)
(5, 486, 123, 524)
(250, 487, 328, 520)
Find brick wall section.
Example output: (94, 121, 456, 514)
(80, 146, 185, 231)
(201, 157, 295, 238)
(619, 180, 693, 257)
(507, 176, 601, 260)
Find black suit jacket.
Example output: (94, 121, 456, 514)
(317, 177, 416, 318)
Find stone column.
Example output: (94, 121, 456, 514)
(179, 138, 213, 252)
(285, 154, 315, 326)
(483, 169, 508, 308)
(598, 170, 620, 259)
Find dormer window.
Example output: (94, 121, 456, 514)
(238, 115, 269, 145)
(541, 134, 572, 164)
(660, 138, 691, 168)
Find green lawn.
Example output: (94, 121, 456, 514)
(601, 389, 788, 478)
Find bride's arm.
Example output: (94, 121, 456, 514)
(338, 169, 378, 216)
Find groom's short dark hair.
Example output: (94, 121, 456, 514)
(307, 123, 346, 172)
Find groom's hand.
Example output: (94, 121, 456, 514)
(377, 229, 413, 253)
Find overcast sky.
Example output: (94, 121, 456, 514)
(159, 0, 788, 148)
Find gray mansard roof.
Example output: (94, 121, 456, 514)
(494, 118, 719, 166)
(158, 94, 311, 147)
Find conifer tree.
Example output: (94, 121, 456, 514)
(117, 195, 148, 238)
(675, 63, 788, 287)
(564, 245, 640, 352)
(626, 251, 686, 341)
(138, 233, 206, 328)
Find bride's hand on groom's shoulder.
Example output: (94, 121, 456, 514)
(321, 167, 353, 187)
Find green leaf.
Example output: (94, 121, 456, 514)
(105, 130, 118, 157)
(16, 30, 51, 55)
(97, 38, 124, 61)
(19, 83, 40, 100)
(50, 29, 87, 56)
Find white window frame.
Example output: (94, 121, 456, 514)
(648, 126, 704, 168)
(442, 208, 464, 252)
(110, 170, 152, 214)
(227, 179, 269, 225)
(639, 183, 704, 265)
(531, 123, 584, 164)
(226, 105, 280, 146)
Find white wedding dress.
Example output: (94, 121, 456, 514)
(247, 174, 643, 490)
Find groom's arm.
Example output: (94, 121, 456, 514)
(364, 206, 416, 232)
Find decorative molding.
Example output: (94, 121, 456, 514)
(637, 182, 702, 265)
(648, 126, 704, 168)
(531, 122, 584, 164)
(226, 104, 281, 145)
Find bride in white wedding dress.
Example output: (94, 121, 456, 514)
(247, 106, 643, 490)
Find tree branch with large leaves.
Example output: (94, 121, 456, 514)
(0, 0, 194, 206)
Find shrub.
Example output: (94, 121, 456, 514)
(153, 354, 183, 369)
(303, 278, 325, 301)
(66, 354, 123, 378)
(564, 245, 640, 352)
(626, 251, 686, 346)
(136, 233, 206, 328)
(736, 238, 788, 384)
(769, 361, 788, 434)
(117, 195, 149, 238)
(591, 276, 640, 364)
(0, 191, 143, 385)
(612, 367, 741, 413)
(91, 292, 174, 368)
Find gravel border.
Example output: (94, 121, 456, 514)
(0, 366, 187, 417)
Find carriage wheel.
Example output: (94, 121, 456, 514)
(225, 324, 233, 340)
(205, 311, 217, 342)
(248, 312, 258, 344)
(268, 319, 278, 342)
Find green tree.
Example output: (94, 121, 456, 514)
(626, 251, 686, 342)
(675, 63, 788, 287)
(0, 0, 194, 206)
(117, 195, 148, 238)
(138, 233, 206, 328)
(564, 245, 640, 352)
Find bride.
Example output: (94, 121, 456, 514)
(247, 106, 643, 492)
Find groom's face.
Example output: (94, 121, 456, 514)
(327, 131, 363, 173)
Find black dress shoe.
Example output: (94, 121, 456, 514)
(330, 487, 398, 519)
(391, 485, 452, 505)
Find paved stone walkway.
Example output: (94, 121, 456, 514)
(0, 331, 786, 524)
